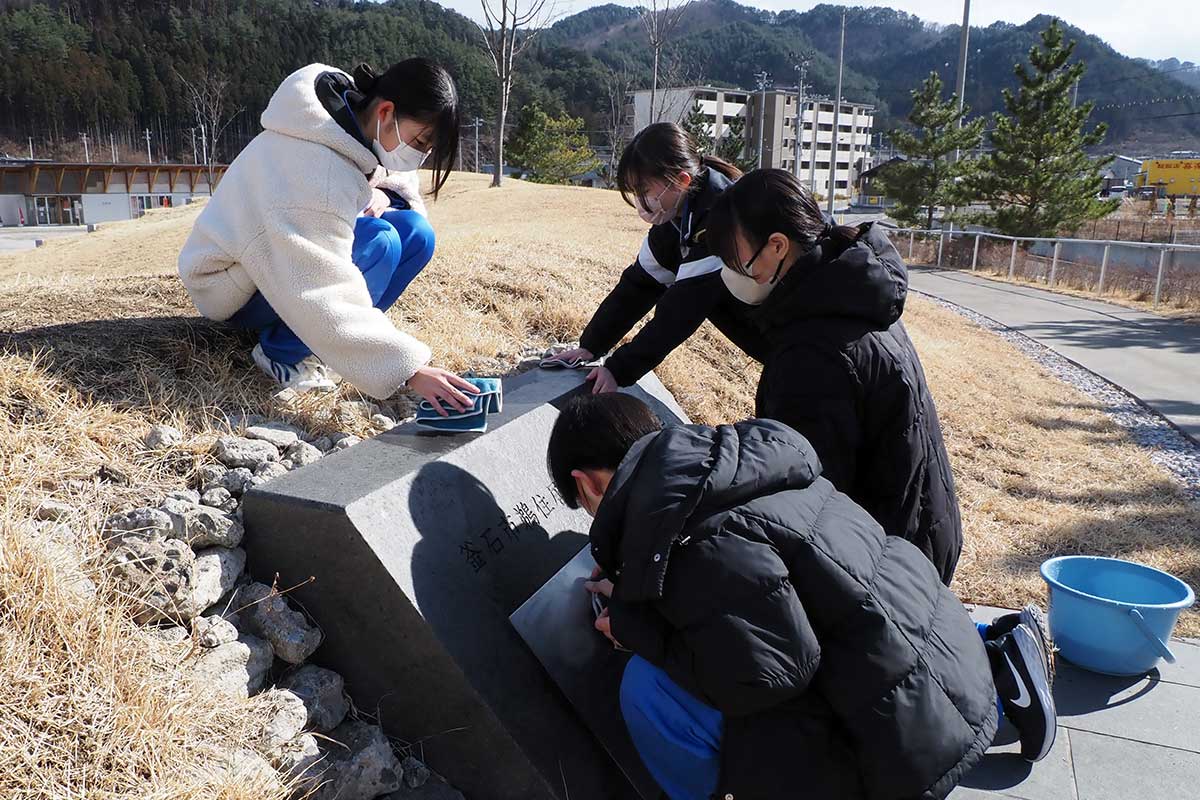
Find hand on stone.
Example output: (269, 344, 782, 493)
(406, 366, 479, 416)
(554, 346, 593, 365)
(587, 366, 618, 395)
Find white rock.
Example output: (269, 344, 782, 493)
(283, 440, 323, 468)
(106, 535, 197, 624)
(235, 582, 323, 664)
(144, 424, 184, 450)
(197, 464, 227, 490)
(35, 499, 74, 521)
(201, 486, 234, 509)
(192, 614, 240, 648)
(332, 434, 362, 451)
(255, 689, 310, 763)
(371, 414, 397, 431)
(213, 436, 280, 470)
(159, 498, 244, 549)
(276, 732, 324, 782)
(102, 507, 174, 547)
(253, 461, 290, 482)
(245, 423, 304, 449)
(311, 719, 402, 800)
(189, 632, 274, 699)
(279, 665, 349, 733)
(218, 467, 255, 497)
(167, 489, 202, 504)
(184, 547, 246, 618)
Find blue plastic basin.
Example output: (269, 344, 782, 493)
(1041, 556, 1195, 676)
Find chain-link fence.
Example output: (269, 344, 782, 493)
(893, 228, 1200, 311)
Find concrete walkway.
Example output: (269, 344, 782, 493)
(951, 606, 1200, 800)
(908, 269, 1200, 444)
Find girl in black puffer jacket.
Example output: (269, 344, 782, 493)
(547, 393, 997, 800)
(705, 169, 961, 585)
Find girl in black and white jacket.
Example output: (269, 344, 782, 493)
(554, 123, 767, 391)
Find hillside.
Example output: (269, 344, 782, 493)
(2, 0, 1198, 163)
(544, 1, 1200, 152)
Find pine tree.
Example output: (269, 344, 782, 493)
(680, 99, 713, 154)
(507, 103, 600, 185)
(714, 115, 755, 172)
(874, 71, 985, 229)
(965, 19, 1118, 237)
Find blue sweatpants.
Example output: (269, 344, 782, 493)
(228, 208, 435, 365)
(620, 655, 723, 800)
(621, 628, 1004, 799)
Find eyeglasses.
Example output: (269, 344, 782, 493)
(729, 240, 769, 278)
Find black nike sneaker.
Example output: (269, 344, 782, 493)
(985, 604, 1056, 683)
(988, 623, 1058, 762)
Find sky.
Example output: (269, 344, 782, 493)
(446, 0, 1196, 62)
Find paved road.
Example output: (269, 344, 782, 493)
(0, 226, 87, 253)
(909, 268, 1200, 444)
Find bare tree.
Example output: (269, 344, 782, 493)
(651, 48, 696, 125)
(479, 0, 557, 187)
(602, 65, 634, 188)
(638, 0, 692, 123)
(175, 67, 242, 193)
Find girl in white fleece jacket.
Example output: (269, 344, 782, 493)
(178, 59, 476, 414)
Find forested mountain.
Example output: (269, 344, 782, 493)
(0, 0, 1196, 163)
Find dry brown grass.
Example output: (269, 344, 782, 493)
(1, 172, 1198, 795)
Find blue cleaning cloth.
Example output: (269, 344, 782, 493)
(414, 377, 503, 434)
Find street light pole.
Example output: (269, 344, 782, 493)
(827, 10, 845, 216)
(755, 71, 770, 169)
(954, 0, 970, 162)
(792, 56, 809, 180)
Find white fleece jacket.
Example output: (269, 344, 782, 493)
(178, 63, 431, 399)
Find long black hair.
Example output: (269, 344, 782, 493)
(351, 59, 460, 199)
(547, 393, 663, 510)
(706, 168, 862, 271)
(616, 122, 741, 211)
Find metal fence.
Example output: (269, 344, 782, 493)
(891, 227, 1200, 309)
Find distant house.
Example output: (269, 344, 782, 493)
(0, 158, 225, 226)
(853, 155, 907, 209)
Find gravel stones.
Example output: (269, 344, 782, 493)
(214, 436, 281, 470)
(245, 423, 304, 449)
(189, 632, 274, 698)
(143, 424, 183, 450)
(282, 439, 323, 469)
(106, 535, 197, 624)
(158, 498, 244, 549)
(201, 487, 238, 513)
(192, 614, 240, 648)
(185, 547, 246, 618)
(103, 507, 174, 545)
(310, 719, 402, 800)
(279, 665, 349, 732)
(234, 582, 323, 664)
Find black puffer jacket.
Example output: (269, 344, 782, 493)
(594, 420, 996, 800)
(753, 223, 962, 584)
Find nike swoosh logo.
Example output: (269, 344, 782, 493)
(1005, 653, 1032, 709)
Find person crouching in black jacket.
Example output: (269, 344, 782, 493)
(547, 393, 998, 800)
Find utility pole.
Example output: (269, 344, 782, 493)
(954, 0, 970, 162)
(792, 56, 809, 180)
(474, 117, 483, 173)
(754, 70, 770, 169)
(80, 132, 90, 162)
(144, 128, 153, 163)
(827, 10, 845, 216)
(1072, 81, 1080, 108)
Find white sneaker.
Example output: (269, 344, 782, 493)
(251, 344, 339, 392)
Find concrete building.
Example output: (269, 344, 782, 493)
(0, 158, 226, 226)
(625, 85, 875, 199)
(1135, 157, 1200, 198)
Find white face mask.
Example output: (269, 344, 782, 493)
(373, 117, 429, 172)
(636, 184, 680, 226)
(721, 267, 778, 305)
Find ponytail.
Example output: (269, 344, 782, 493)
(351, 58, 460, 199)
(706, 169, 865, 269)
(699, 154, 742, 182)
(617, 122, 735, 210)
